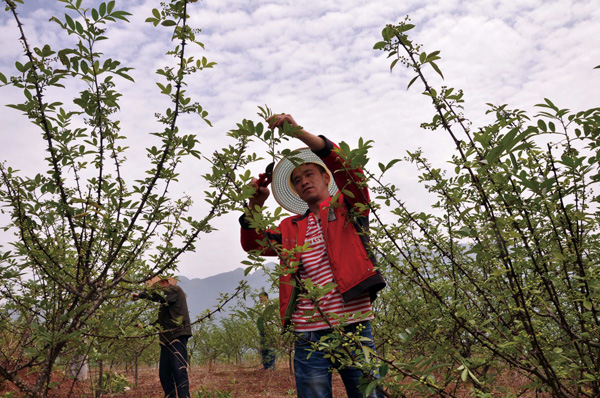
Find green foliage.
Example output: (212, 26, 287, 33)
(2, 1, 598, 397)
(367, 20, 600, 398)
(100, 371, 130, 393)
(191, 308, 261, 366)
(194, 386, 232, 398)
(207, 15, 600, 398)
(0, 1, 241, 396)
(188, 291, 295, 370)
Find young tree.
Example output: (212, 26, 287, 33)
(215, 20, 600, 398)
(0, 1, 247, 396)
(190, 318, 221, 371)
(365, 21, 600, 397)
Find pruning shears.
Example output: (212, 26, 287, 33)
(256, 162, 274, 188)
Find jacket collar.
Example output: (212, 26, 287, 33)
(291, 196, 334, 223)
(291, 209, 311, 223)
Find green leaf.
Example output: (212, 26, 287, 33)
(537, 119, 547, 132)
(341, 189, 355, 199)
(161, 20, 176, 27)
(379, 363, 388, 378)
(339, 141, 351, 156)
(430, 61, 444, 79)
(535, 98, 558, 110)
(363, 380, 378, 397)
(41, 44, 54, 57)
(99, 2, 106, 16)
(385, 159, 400, 171)
(407, 75, 418, 89)
(65, 14, 75, 30)
(110, 10, 132, 21)
(75, 20, 84, 34)
(0, 72, 6, 84)
(152, 8, 160, 19)
(381, 26, 394, 41)
(397, 23, 415, 33)
(373, 41, 387, 50)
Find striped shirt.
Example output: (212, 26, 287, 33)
(291, 213, 373, 331)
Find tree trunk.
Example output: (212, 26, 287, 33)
(96, 359, 103, 398)
(134, 357, 139, 387)
(30, 342, 66, 398)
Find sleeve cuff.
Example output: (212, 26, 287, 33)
(313, 135, 334, 159)
(239, 213, 253, 229)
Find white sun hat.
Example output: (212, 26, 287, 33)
(271, 147, 337, 215)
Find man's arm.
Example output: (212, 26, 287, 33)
(239, 214, 281, 254)
(131, 290, 166, 303)
(267, 114, 326, 152)
(240, 118, 286, 253)
(240, 179, 280, 255)
(269, 114, 369, 208)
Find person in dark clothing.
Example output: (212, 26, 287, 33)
(132, 276, 192, 398)
(257, 292, 276, 370)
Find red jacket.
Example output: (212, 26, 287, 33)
(240, 137, 386, 326)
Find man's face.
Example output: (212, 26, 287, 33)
(291, 163, 331, 206)
(158, 279, 171, 288)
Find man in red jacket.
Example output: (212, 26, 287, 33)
(240, 114, 385, 398)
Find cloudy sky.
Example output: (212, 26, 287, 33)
(1, 0, 599, 280)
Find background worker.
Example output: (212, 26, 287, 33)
(132, 276, 192, 398)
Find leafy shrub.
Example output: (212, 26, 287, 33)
(100, 371, 130, 394)
(194, 386, 232, 398)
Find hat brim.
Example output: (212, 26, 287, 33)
(271, 148, 337, 215)
(146, 276, 177, 287)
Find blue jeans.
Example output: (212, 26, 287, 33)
(293, 321, 382, 398)
(259, 330, 276, 369)
(260, 347, 276, 369)
(159, 336, 190, 398)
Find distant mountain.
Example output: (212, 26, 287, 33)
(177, 264, 276, 320)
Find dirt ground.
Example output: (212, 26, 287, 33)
(117, 363, 310, 398)
(0, 361, 348, 398)
(0, 361, 554, 398)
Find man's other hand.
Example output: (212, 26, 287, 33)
(248, 177, 270, 210)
